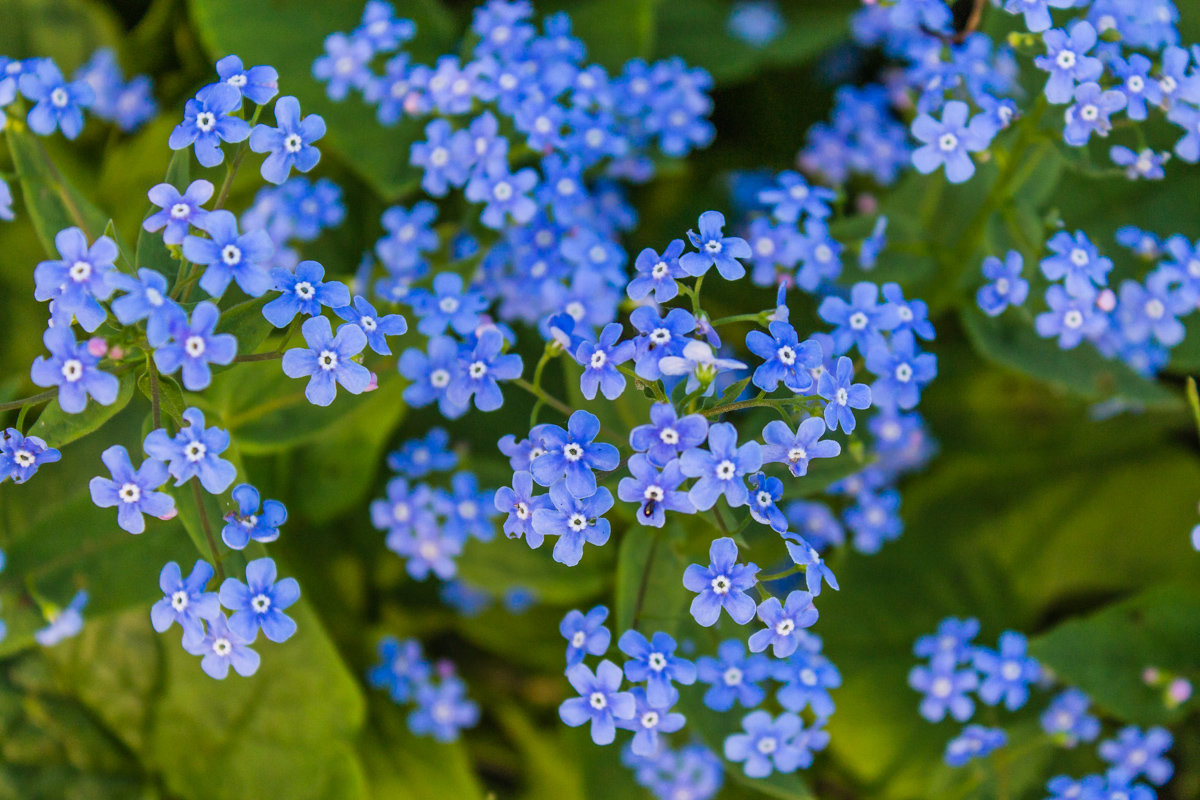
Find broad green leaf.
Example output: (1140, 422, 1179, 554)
(137, 370, 186, 428)
(0, 0, 121, 70)
(29, 370, 137, 449)
(613, 524, 686, 635)
(214, 294, 274, 355)
(360, 697, 484, 800)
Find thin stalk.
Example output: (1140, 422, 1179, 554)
(192, 480, 225, 582)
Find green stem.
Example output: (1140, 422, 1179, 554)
(629, 533, 661, 632)
(709, 312, 769, 328)
(513, 378, 573, 418)
(192, 480, 225, 582)
(233, 351, 284, 363)
(213, 104, 265, 211)
(148, 355, 162, 431)
(0, 388, 58, 413)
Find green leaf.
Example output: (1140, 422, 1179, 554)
(29, 370, 136, 449)
(1030, 585, 1200, 727)
(613, 525, 686, 635)
(214, 295, 274, 356)
(360, 698, 484, 800)
(0, 0, 121, 70)
(137, 370, 186, 428)
(960, 305, 1180, 409)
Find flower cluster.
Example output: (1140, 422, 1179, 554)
(367, 636, 480, 741)
(622, 741, 724, 800)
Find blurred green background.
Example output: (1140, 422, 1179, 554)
(1, 0, 1199, 798)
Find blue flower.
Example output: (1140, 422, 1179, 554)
(844, 488, 903, 553)
(630, 403, 708, 468)
(619, 630, 697, 707)
(281, 316, 371, 406)
(221, 483, 287, 549)
(334, 295, 407, 356)
(559, 660, 635, 746)
(761, 418, 840, 478)
(409, 675, 480, 741)
(1035, 285, 1107, 348)
(1110, 146, 1168, 180)
(151, 560, 219, 639)
(782, 534, 839, 596)
(249, 96, 325, 184)
(748, 590, 818, 658)
(531, 481, 613, 566)
(1100, 726, 1174, 787)
(1044, 774, 1106, 800)
(795, 219, 844, 290)
(944, 726, 1006, 768)
(617, 454, 695, 528)
(816, 356, 871, 433)
(219, 557, 300, 643)
(435, 472, 496, 542)
(447, 328, 523, 412)
(818, 282, 902, 355)
(560, 606, 611, 667)
(723, 711, 807, 778)
(143, 179, 213, 245)
(629, 306, 696, 382)
(1063, 82, 1127, 146)
(1117, 279, 1186, 347)
(696, 639, 771, 711)
(1002, 0, 1074, 32)
(263, 260, 351, 327)
(398, 336, 469, 418)
(494, 470, 549, 544)
(775, 648, 841, 718)
(312, 33, 373, 100)
(33, 227, 117, 332)
(0, 428, 60, 484)
(908, 659, 978, 722)
(410, 272, 487, 336)
(143, 407, 236, 493)
(182, 209, 274, 297)
(88, 445, 175, 534)
(628, 240, 687, 303)
(1034, 21, 1102, 104)
(368, 637, 432, 703)
(387, 428, 456, 478)
(35, 590, 88, 647)
(465, 161, 539, 229)
(410, 118, 474, 196)
(1041, 688, 1101, 746)
(911, 101, 994, 184)
(757, 171, 834, 224)
(977, 251, 1029, 317)
(19, 60, 93, 139)
(215, 55, 279, 105)
(973, 631, 1041, 711)
(182, 613, 260, 679)
(1041, 231, 1113, 297)
(1111, 54, 1161, 122)
(168, 83, 250, 167)
(616, 688, 687, 757)
(531, 410, 619, 499)
(680, 210, 752, 280)
(355, 0, 416, 53)
(31, 325, 120, 413)
(784, 500, 844, 550)
(154, 301, 237, 391)
(680, 422, 762, 511)
(748, 473, 787, 532)
(914, 616, 980, 665)
(0, 178, 12, 222)
(745, 322, 822, 393)
(577, 323, 635, 400)
(682, 537, 759, 627)
(393, 520, 462, 580)
(865, 331, 937, 411)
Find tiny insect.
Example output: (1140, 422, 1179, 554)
(921, 0, 987, 45)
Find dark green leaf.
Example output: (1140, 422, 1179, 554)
(29, 370, 137, 449)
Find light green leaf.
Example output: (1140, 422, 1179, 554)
(30, 370, 137, 449)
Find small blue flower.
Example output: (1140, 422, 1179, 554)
(816, 356, 871, 433)
(398, 336, 469, 419)
(628, 240, 687, 303)
(183, 209, 274, 298)
(818, 282, 902, 355)
(281, 316, 371, 406)
(263, 260, 351, 328)
(335, 295, 407, 356)
(696, 639, 771, 711)
(977, 251, 1029, 317)
(784, 500, 844, 550)
(312, 32, 373, 100)
(393, 520, 462, 580)
(447, 328, 523, 412)
(31, 325, 120, 414)
(908, 659, 978, 722)
(680, 210, 752, 280)
(151, 560, 219, 639)
(680, 422, 762, 511)
(409, 675, 480, 741)
(865, 331, 937, 412)
(973, 631, 1041, 711)
(1110, 146, 1168, 180)
(1035, 285, 1106, 348)
(219, 557, 300, 643)
(1041, 231, 1113, 297)
(944, 726, 1006, 768)
(761, 418, 840, 478)
(617, 454, 695, 528)
(435, 472, 496, 543)
(1111, 54, 1161, 122)
(465, 161, 538, 229)
(682, 537, 759, 627)
(410, 272, 487, 336)
(775, 648, 841, 718)
(748, 590, 818, 658)
(1063, 82, 1126, 147)
(619, 630, 697, 707)
(182, 613, 260, 679)
(616, 688, 687, 757)
(782, 534, 839, 596)
(914, 616, 980, 665)
(1100, 726, 1174, 787)
(577, 323, 635, 401)
(143, 179, 213, 245)
(33, 227, 117, 333)
(249, 96, 325, 184)
(35, 590, 88, 647)
(748, 473, 788, 532)
(355, 0, 416, 53)
(1034, 21, 1102, 104)
(1002, 0, 1075, 32)
(531, 481, 613, 566)
(88, 445, 175, 534)
(724, 711, 807, 778)
(494, 470, 551, 544)
(531, 410, 619, 499)
(387, 428, 455, 478)
(745, 322, 822, 393)
(1044, 774, 1106, 800)
(410, 118, 474, 196)
(629, 403, 708, 468)
(559, 659, 635, 746)
(629, 306, 696, 382)
(221, 483, 287, 549)
(143, 407, 236, 493)
(215, 55, 278, 105)
(168, 83, 250, 168)
(1041, 688, 1101, 746)
(911, 101, 995, 184)
(844, 488, 903, 553)
(154, 301, 237, 391)
(19, 59, 94, 139)
(0, 428, 61, 484)
(560, 606, 611, 667)
(367, 636, 431, 703)
(658, 340, 746, 396)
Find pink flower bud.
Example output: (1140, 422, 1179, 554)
(107, 346, 125, 360)
(1167, 677, 1192, 706)
(856, 194, 879, 215)
(87, 337, 108, 358)
(1096, 288, 1117, 313)
(157, 507, 179, 521)
(365, 372, 379, 392)
(1142, 666, 1162, 685)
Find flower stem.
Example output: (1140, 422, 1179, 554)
(192, 480, 225, 582)
(0, 388, 58, 413)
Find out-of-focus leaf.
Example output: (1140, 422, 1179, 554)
(360, 697, 484, 800)
(613, 524, 686, 635)
(214, 295, 273, 355)
(0, 0, 121, 70)
(29, 370, 136, 449)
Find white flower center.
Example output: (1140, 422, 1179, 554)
(221, 244, 242, 265)
(1000, 661, 1021, 681)
(651, 261, 669, 278)
(430, 147, 449, 166)
(648, 652, 667, 671)
(659, 427, 679, 445)
(836, 387, 848, 405)
(119, 482, 142, 503)
(184, 442, 207, 462)
(515, 501, 530, 520)
(756, 736, 778, 755)
(568, 513, 587, 532)
(775, 618, 795, 636)
(711, 575, 731, 595)
(756, 490, 772, 507)
(14, 450, 34, 466)
(571, 631, 586, 648)
(360, 316, 377, 331)
(318, 350, 339, 371)
(895, 363, 913, 382)
(649, 328, 671, 346)
(995, 278, 1010, 295)
(438, 296, 459, 313)
(563, 443, 583, 462)
(171, 590, 189, 611)
(468, 361, 487, 379)
(938, 133, 959, 152)
(227, 74, 247, 88)
(589, 691, 607, 709)
(284, 133, 304, 153)
(589, 350, 607, 369)
(213, 637, 231, 656)
(704, 240, 723, 254)
(1080, 104, 1099, 122)
(430, 369, 451, 388)
(492, 181, 514, 202)
(1063, 309, 1084, 329)
(251, 593, 271, 612)
(1056, 51, 1076, 70)
(1128, 75, 1145, 92)
(849, 311, 869, 330)
(185, 336, 206, 357)
(61, 359, 84, 382)
(196, 111, 216, 132)
(931, 677, 952, 698)
(294, 281, 314, 299)
(50, 87, 69, 107)
(1145, 299, 1165, 319)
(777, 345, 796, 365)
(170, 202, 191, 219)
(788, 446, 807, 463)
(716, 459, 736, 480)
(69, 260, 92, 282)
